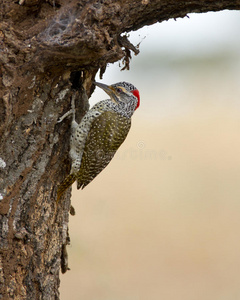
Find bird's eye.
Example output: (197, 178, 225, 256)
(116, 88, 122, 93)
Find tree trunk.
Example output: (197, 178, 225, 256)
(1, 0, 240, 298)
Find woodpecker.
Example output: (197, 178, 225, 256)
(57, 81, 140, 202)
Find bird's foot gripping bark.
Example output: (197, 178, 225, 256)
(56, 94, 78, 203)
(57, 95, 76, 123)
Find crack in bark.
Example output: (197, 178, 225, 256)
(1, 0, 240, 298)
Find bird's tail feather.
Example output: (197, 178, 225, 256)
(56, 174, 76, 203)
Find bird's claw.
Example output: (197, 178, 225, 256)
(57, 96, 76, 123)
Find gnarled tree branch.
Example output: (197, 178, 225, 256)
(1, 0, 240, 299)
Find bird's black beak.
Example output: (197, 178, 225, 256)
(94, 82, 118, 104)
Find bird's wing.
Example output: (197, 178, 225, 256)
(56, 173, 76, 203)
(76, 111, 131, 189)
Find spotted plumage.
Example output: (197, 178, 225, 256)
(57, 81, 140, 202)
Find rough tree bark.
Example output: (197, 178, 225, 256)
(0, 0, 240, 299)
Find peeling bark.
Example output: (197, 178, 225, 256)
(1, 0, 240, 298)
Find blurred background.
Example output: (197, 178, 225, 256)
(60, 10, 240, 300)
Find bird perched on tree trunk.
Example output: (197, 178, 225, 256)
(57, 81, 140, 202)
